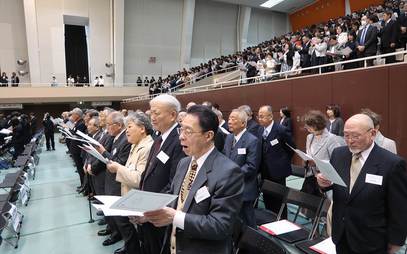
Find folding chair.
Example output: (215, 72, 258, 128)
(0, 202, 23, 248)
(237, 226, 287, 254)
(274, 189, 325, 242)
(255, 180, 289, 226)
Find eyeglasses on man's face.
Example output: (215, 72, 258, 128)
(177, 127, 204, 137)
(344, 128, 372, 141)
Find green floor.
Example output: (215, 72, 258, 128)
(0, 136, 122, 254)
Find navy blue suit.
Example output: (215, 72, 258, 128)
(223, 130, 260, 227)
(258, 123, 295, 215)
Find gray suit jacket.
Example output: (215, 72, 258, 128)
(375, 131, 397, 154)
(163, 148, 244, 254)
(306, 129, 345, 161)
(223, 130, 260, 201)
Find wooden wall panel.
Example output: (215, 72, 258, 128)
(349, 0, 384, 12)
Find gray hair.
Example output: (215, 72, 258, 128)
(89, 116, 100, 128)
(150, 94, 181, 113)
(231, 108, 248, 125)
(71, 107, 83, 117)
(109, 111, 124, 126)
(260, 105, 273, 113)
(238, 105, 253, 118)
(125, 112, 153, 135)
(212, 108, 223, 118)
(103, 107, 114, 115)
(86, 109, 99, 117)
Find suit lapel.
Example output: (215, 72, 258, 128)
(232, 132, 247, 160)
(182, 150, 216, 212)
(173, 157, 192, 201)
(349, 145, 381, 201)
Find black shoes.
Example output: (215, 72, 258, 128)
(102, 236, 121, 246)
(98, 218, 107, 226)
(114, 246, 126, 254)
(98, 229, 112, 236)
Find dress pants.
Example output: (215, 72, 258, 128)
(263, 176, 287, 219)
(240, 200, 256, 228)
(72, 153, 84, 185)
(139, 223, 166, 254)
(45, 132, 55, 150)
(382, 47, 396, 64)
(114, 217, 141, 254)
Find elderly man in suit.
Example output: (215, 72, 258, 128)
(142, 105, 243, 254)
(223, 108, 259, 227)
(257, 105, 295, 217)
(69, 108, 87, 191)
(238, 105, 261, 136)
(317, 114, 407, 254)
(96, 111, 131, 247)
(137, 94, 186, 254)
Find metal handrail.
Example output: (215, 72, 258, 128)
(122, 49, 407, 102)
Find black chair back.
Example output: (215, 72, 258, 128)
(238, 226, 287, 254)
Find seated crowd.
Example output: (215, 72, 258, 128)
(143, 0, 407, 95)
(54, 94, 406, 254)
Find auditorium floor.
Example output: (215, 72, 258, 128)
(0, 136, 122, 254)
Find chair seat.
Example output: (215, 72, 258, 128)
(255, 208, 277, 226)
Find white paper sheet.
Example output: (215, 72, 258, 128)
(0, 128, 12, 135)
(259, 219, 301, 235)
(76, 130, 102, 146)
(314, 158, 347, 187)
(309, 237, 336, 254)
(286, 143, 313, 161)
(80, 144, 109, 164)
(94, 195, 122, 207)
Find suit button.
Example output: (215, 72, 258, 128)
(342, 217, 345, 221)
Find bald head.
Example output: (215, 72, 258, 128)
(344, 114, 376, 154)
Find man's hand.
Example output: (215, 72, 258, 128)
(129, 216, 147, 225)
(390, 43, 396, 48)
(401, 26, 407, 34)
(87, 164, 93, 175)
(357, 45, 365, 52)
(316, 173, 333, 188)
(387, 244, 401, 254)
(144, 207, 176, 227)
(95, 144, 106, 154)
(106, 161, 120, 173)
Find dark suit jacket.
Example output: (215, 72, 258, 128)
(140, 127, 185, 193)
(258, 123, 295, 179)
(69, 119, 87, 156)
(356, 25, 378, 55)
(379, 19, 398, 49)
(326, 117, 344, 137)
(299, 41, 311, 68)
(280, 117, 293, 134)
(102, 130, 131, 195)
(215, 127, 227, 153)
(223, 131, 260, 201)
(330, 145, 407, 253)
(246, 118, 261, 137)
(90, 130, 113, 175)
(163, 149, 244, 254)
(220, 121, 229, 132)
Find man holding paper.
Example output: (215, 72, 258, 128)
(142, 105, 244, 254)
(317, 114, 407, 254)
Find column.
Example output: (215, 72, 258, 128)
(345, 0, 351, 15)
(237, 6, 251, 51)
(113, 0, 124, 86)
(23, 0, 41, 84)
(180, 0, 195, 69)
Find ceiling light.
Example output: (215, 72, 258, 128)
(260, 0, 285, 8)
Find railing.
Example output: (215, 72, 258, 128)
(122, 50, 407, 102)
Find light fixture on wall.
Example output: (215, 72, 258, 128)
(105, 62, 113, 68)
(17, 59, 27, 65)
(18, 70, 29, 76)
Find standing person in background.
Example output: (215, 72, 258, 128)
(99, 76, 104, 87)
(43, 113, 55, 151)
(326, 104, 344, 137)
(93, 76, 100, 87)
(279, 106, 293, 134)
(29, 112, 37, 137)
(10, 72, 19, 87)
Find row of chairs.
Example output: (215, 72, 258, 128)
(236, 179, 331, 254)
(0, 131, 43, 248)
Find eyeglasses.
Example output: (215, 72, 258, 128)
(177, 127, 203, 137)
(344, 128, 372, 141)
(106, 122, 118, 127)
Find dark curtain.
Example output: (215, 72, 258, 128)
(65, 25, 89, 83)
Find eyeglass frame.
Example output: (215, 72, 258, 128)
(177, 127, 206, 137)
(344, 128, 373, 141)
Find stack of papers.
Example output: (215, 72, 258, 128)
(0, 128, 12, 135)
(259, 220, 301, 235)
(286, 144, 347, 187)
(309, 237, 336, 254)
(76, 130, 101, 146)
(93, 190, 178, 217)
(79, 144, 108, 164)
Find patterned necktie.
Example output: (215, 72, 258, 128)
(349, 153, 362, 193)
(179, 160, 198, 203)
(262, 129, 269, 139)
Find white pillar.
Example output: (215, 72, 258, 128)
(237, 6, 251, 51)
(113, 0, 124, 86)
(180, 0, 195, 69)
(345, 0, 351, 15)
(23, 0, 41, 84)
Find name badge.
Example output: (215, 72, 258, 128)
(157, 151, 169, 164)
(238, 148, 246, 155)
(194, 186, 211, 204)
(112, 148, 117, 155)
(270, 139, 279, 146)
(365, 173, 383, 186)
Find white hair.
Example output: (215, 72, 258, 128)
(231, 108, 248, 125)
(150, 94, 181, 113)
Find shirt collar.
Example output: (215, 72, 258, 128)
(219, 120, 225, 127)
(161, 122, 178, 145)
(265, 121, 274, 133)
(113, 129, 126, 143)
(234, 128, 246, 143)
(192, 146, 215, 171)
(359, 141, 375, 162)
